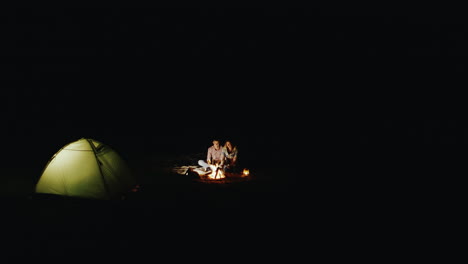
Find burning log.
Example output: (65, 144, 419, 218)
(208, 164, 225, 180)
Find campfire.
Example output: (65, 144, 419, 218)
(205, 164, 250, 180)
(172, 164, 251, 183)
(207, 164, 225, 180)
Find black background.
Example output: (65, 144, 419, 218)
(1, 7, 465, 256)
(2, 7, 467, 198)
(1, 8, 306, 171)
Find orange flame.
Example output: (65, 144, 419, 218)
(242, 168, 250, 177)
(207, 164, 225, 179)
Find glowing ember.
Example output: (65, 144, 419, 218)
(242, 168, 250, 177)
(207, 164, 225, 179)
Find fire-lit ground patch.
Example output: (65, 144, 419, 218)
(172, 165, 251, 184)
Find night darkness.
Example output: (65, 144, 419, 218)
(1, 7, 465, 257)
(1, 8, 302, 173)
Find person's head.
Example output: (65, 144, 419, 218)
(225, 140, 232, 149)
(212, 139, 221, 149)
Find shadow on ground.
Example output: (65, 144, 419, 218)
(1, 151, 298, 257)
(1, 151, 295, 211)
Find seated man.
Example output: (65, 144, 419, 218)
(198, 139, 224, 172)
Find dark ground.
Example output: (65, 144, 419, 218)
(2, 142, 297, 258)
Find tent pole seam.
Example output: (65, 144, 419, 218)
(86, 138, 111, 200)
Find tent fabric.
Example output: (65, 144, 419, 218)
(35, 138, 137, 200)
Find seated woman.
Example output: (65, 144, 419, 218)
(222, 140, 238, 172)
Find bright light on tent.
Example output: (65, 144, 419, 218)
(35, 138, 137, 200)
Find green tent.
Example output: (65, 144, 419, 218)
(35, 138, 137, 200)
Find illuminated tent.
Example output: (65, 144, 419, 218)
(35, 138, 137, 200)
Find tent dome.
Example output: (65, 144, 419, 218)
(35, 138, 137, 200)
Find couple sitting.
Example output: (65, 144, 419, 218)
(198, 139, 238, 173)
